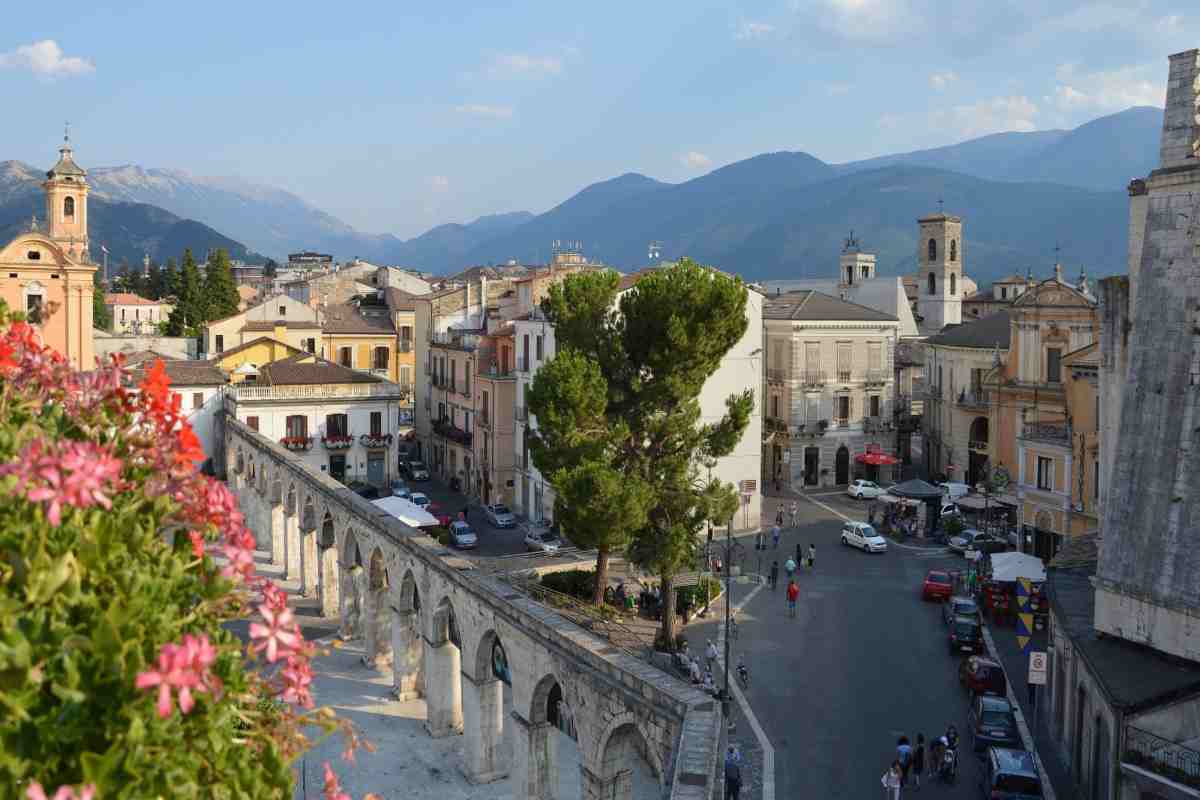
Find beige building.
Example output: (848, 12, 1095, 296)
(204, 294, 322, 357)
(472, 322, 518, 507)
(961, 273, 1032, 319)
(762, 289, 901, 488)
(0, 134, 96, 368)
(104, 292, 172, 334)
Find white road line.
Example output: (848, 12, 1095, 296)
(980, 623, 1057, 800)
(715, 581, 774, 800)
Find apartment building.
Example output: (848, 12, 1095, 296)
(512, 309, 558, 523)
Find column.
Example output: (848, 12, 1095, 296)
(508, 713, 552, 799)
(391, 610, 423, 700)
(301, 531, 319, 597)
(319, 548, 340, 618)
(248, 489, 269, 552)
(462, 674, 507, 783)
(284, 514, 302, 582)
(363, 591, 393, 670)
(422, 640, 463, 738)
(268, 502, 285, 568)
(581, 765, 631, 800)
(339, 566, 364, 640)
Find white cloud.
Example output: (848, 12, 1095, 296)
(0, 40, 93, 78)
(735, 21, 776, 40)
(929, 71, 958, 91)
(454, 103, 514, 119)
(679, 151, 713, 170)
(880, 95, 1039, 141)
(810, 0, 915, 43)
(1050, 63, 1164, 113)
(485, 53, 563, 79)
(428, 175, 450, 193)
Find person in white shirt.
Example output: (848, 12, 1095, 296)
(705, 639, 719, 672)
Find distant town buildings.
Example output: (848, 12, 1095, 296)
(103, 292, 173, 335)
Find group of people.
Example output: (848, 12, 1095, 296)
(881, 728, 958, 797)
(764, 543, 816, 619)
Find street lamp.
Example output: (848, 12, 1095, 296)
(721, 512, 733, 717)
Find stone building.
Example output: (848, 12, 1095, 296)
(962, 273, 1033, 319)
(0, 133, 96, 368)
(762, 289, 901, 488)
(103, 292, 173, 335)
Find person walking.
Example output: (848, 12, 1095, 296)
(705, 639, 719, 673)
(789, 500, 799, 528)
(896, 735, 913, 789)
(724, 750, 743, 800)
(808, 543, 816, 570)
(881, 761, 902, 800)
(771, 523, 781, 549)
(912, 734, 926, 790)
(776, 505, 784, 527)
(786, 579, 799, 618)
(784, 556, 797, 582)
(769, 560, 779, 589)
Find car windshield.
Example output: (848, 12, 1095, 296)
(859, 525, 878, 538)
(929, 573, 950, 584)
(493, 505, 511, 515)
(995, 775, 1041, 794)
(981, 710, 1012, 728)
(537, 531, 557, 542)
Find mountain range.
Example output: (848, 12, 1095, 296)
(0, 106, 1162, 285)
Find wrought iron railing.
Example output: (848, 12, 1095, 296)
(800, 370, 827, 387)
(763, 416, 788, 435)
(957, 390, 990, 409)
(432, 420, 473, 447)
(1125, 725, 1200, 788)
(1022, 421, 1070, 444)
(837, 370, 852, 383)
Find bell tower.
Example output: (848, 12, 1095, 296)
(43, 126, 89, 262)
(916, 211, 963, 331)
(837, 231, 876, 288)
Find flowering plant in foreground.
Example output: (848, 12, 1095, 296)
(0, 302, 372, 799)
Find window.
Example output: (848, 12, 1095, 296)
(522, 334, 530, 367)
(215, 334, 224, 354)
(771, 394, 779, 418)
(846, 265, 854, 285)
(325, 413, 348, 437)
(370, 412, 382, 437)
(400, 365, 412, 387)
(339, 346, 353, 367)
(192, 392, 203, 410)
(1001, 286, 1008, 300)
(26, 295, 43, 324)
(928, 238, 937, 262)
(805, 342, 820, 372)
(950, 273, 957, 295)
(836, 342, 852, 382)
(246, 416, 259, 431)
(483, 390, 490, 422)
(285, 415, 307, 438)
(450, 360, 457, 392)
(806, 396, 820, 426)
(1037, 456, 1054, 491)
(27, 251, 40, 260)
(1046, 348, 1062, 384)
(305, 338, 316, 353)
(373, 346, 389, 370)
(861, 265, 869, 278)
(135, 309, 140, 321)
(121, 308, 127, 323)
(928, 273, 936, 295)
(279, 305, 286, 316)
(64, 196, 75, 218)
(870, 395, 880, 417)
(536, 335, 544, 361)
(1094, 460, 1100, 500)
(950, 239, 957, 262)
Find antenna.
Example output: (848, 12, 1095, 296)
(937, 197, 944, 214)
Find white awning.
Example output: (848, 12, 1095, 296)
(371, 495, 439, 527)
(990, 552, 1046, 583)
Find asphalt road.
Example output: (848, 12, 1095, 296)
(693, 493, 996, 800)
(396, 474, 531, 558)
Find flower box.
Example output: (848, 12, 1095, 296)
(280, 436, 313, 452)
(322, 435, 354, 450)
(359, 433, 393, 449)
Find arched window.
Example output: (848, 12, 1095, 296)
(846, 266, 854, 285)
(950, 239, 958, 262)
(950, 273, 957, 295)
(63, 196, 75, 218)
(928, 238, 937, 262)
(928, 273, 937, 295)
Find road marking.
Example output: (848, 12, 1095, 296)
(715, 581, 774, 800)
(980, 623, 1057, 800)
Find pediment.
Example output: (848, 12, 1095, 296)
(0, 234, 74, 268)
(1012, 281, 1092, 308)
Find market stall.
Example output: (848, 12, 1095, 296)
(981, 552, 1047, 627)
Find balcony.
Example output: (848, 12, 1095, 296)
(479, 364, 517, 380)
(957, 389, 990, 410)
(836, 370, 852, 383)
(230, 382, 404, 402)
(1022, 420, 1071, 445)
(833, 417, 851, 429)
(321, 435, 354, 451)
(766, 368, 787, 384)
(433, 419, 473, 447)
(1124, 726, 1200, 791)
(279, 436, 313, 452)
(515, 405, 528, 423)
(763, 416, 789, 438)
(865, 369, 889, 386)
(800, 370, 827, 388)
(359, 433, 393, 449)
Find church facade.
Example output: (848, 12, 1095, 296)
(0, 134, 96, 368)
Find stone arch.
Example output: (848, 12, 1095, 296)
(928, 238, 937, 262)
(970, 416, 988, 445)
(397, 568, 420, 613)
(591, 713, 664, 799)
(463, 627, 513, 784)
(248, 459, 257, 486)
(362, 547, 391, 667)
(339, 528, 366, 639)
(391, 568, 424, 700)
(320, 512, 336, 548)
(341, 527, 364, 568)
(425, 595, 465, 738)
(927, 272, 936, 295)
(63, 195, 75, 218)
(530, 672, 566, 726)
(594, 713, 664, 782)
(285, 484, 297, 516)
(235, 448, 244, 474)
(950, 238, 957, 262)
(369, 547, 387, 591)
(431, 595, 461, 647)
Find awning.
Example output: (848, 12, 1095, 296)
(855, 451, 900, 465)
(990, 552, 1046, 583)
(877, 493, 919, 506)
(371, 495, 439, 527)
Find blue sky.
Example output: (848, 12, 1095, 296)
(0, 1, 1193, 238)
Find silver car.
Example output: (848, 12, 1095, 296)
(483, 503, 516, 528)
(524, 529, 561, 554)
(449, 521, 478, 549)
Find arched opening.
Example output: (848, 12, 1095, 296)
(950, 239, 957, 262)
(363, 548, 391, 668)
(530, 673, 581, 800)
(968, 417, 990, 486)
(595, 720, 663, 799)
(340, 529, 365, 640)
(318, 513, 339, 617)
(465, 630, 513, 782)
(392, 569, 423, 699)
(235, 450, 244, 474)
(284, 485, 297, 516)
(425, 597, 464, 737)
(927, 273, 936, 295)
(64, 196, 75, 219)
(282, 485, 300, 581)
(928, 238, 937, 262)
(835, 445, 850, 485)
(950, 272, 957, 296)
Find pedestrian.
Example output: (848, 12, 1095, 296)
(881, 761, 902, 800)
(776, 506, 784, 527)
(786, 579, 799, 618)
(689, 657, 702, 684)
(897, 735, 912, 788)
(756, 530, 764, 550)
(769, 560, 779, 589)
(771, 523, 781, 549)
(808, 543, 816, 570)
(705, 639, 719, 672)
(724, 752, 743, 800)
(789, 500, 798, 527)
(784, 556, 796, 582)
(912, 734, 926, 790)
(795, 542, 803, 568)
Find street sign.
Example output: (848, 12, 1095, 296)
(739, 479, 757, 494)
(1028, 651, 1048, 685)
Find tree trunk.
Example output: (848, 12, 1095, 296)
(658, 572, 677, 651)
(592, 546, 610, 606)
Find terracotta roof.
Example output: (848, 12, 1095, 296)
(128, 360, 227, 387)
(121, 349, 176, 367)
(237, 285, 258, 300)
(962, 291, 999, 304)
(924, 311, 1011, 349)
(258, 358, 381, 386)
(322, 303, 396, 335)
(104, 293, 161, 306)
(241, 320, 323, 331)
(763, 289, 898, 322)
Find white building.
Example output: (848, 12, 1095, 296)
(126, 359, 228, 470)
(224, 358, 405, 487)
(104, 292, 173, 335)
(512, 309, 558, 524)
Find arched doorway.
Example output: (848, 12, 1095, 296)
(530, 674, 581, 800)
(595, 719, 663, 799)
(835, 445, 850, 485)
(465, 630, 512, 783)
(425, 597, 463, 737)
(968, 417, 989, 486)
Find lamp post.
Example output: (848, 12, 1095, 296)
(722, 512, 733, 717)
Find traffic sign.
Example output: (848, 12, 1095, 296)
(1028, 651, 1048, 685)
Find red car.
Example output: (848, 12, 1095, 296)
(426, 502, 453, 528)
(922, 570, 954, 602)
(959, 655, 1008, 698)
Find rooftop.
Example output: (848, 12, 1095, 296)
(241, 320, 323, 332)
(763, 289, 897, 322)
(258, 356, 383, 386)
(924, 311, 1011, 349)
(104, 293, 162, 307)
(323, 303, 396, 335)
(128, 359, 227, 387)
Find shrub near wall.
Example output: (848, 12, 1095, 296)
(0, 302, 370, 800)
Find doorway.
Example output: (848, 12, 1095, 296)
(835, 446, 850, 485)
(329, 454, 346, 483)
(804, 447, 819, 486)
(367, 454, 385, 486)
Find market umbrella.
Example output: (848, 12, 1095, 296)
(855, 451, 900, 465)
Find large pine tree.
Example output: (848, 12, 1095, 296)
(201, 248, 241, 323)
(161, 257, 178, 301)
(92, 275, 112, 331)
(165, 249, 203, 336)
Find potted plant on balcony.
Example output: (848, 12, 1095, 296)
(817, 419, 829, 435)
(279, 436, 312, 452)
(360, 433, 393, 449)
(321, 434, 353, 450)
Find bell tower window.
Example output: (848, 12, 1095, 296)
(950, 239, 957, 262)
(928, 238, 937, 262)
(950, 273, 957, 295)
(64, 196, 75, 218)
(928, 273, 937, 295)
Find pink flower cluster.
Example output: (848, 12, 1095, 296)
(25, 782, 96, 800)
(0, 439, 123, 526)
(251, 581, 316, 707)
(135, 634, 222, 719)
(323, 763, 351, 800)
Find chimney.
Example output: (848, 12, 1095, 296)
(1159, 49, 1200, 170)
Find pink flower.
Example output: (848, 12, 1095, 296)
(249, 604, 301, 663)
(25, 782, 97, 800)
(322, 763, 351, 800)
(1, 439, 122, 526)
(135, 633, 221, 719)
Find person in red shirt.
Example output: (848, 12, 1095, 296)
(786, 579, 799, 617)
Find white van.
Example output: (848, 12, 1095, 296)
(840, 521, 888, 553)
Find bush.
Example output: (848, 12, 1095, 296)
(0, 303, 364, 799)
(944, 516, 966, 538)
(676, 576, 722, 609)
(540, 569, 598, 601)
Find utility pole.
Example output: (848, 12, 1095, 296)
(722, 512, 733, 717)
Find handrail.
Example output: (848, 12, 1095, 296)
(1125, 725, 1200, 787)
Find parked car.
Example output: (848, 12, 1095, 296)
(846, 479, 884, 499)
(943, 595, 981, 625)
(390, 479, 411, 499)
(409, 492, 431, 509)
(524, 528, 561, 553)
(959, 655, 1008, 698)
(840, 521, 888, 553)
(940, 481, 971, 500)
(403, 460, 430, 481)
(483, 503, 516, 528)
(968, 695, 1021, 752)
(949, 615, 984, 655)
(922, 570, 955, 602)
(448, 520, 478, 549)
(347, 481, 380, 500)
(948, 528, 985, 553)
(982, 748, 1043, 798)
(966, 532, 1008, 555)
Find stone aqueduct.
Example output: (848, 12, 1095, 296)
(222, 419, 722, 799)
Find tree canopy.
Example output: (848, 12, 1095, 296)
(201, 249, 241, 323)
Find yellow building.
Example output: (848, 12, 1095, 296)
(321, 300, 399, 382)
(207, 335, 308, 382)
